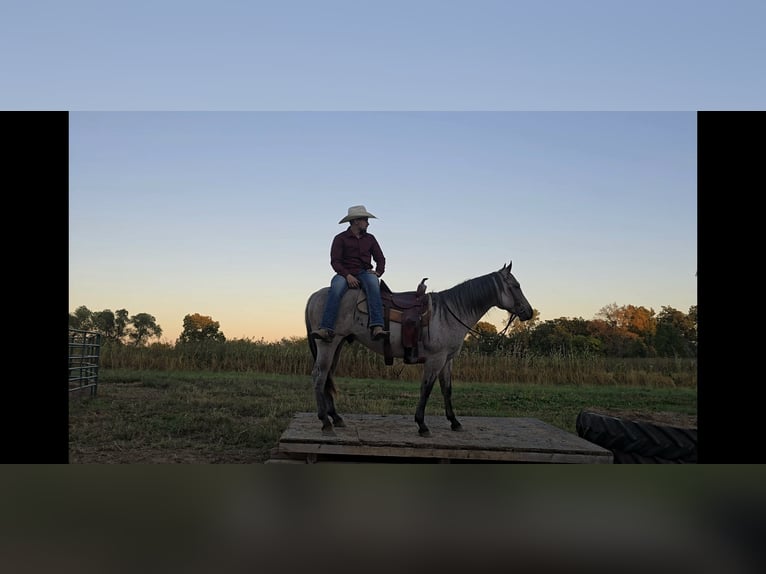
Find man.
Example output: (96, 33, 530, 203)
(311, 205, 390, 342)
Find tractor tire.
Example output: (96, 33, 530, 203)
(576, 410, 697, 463)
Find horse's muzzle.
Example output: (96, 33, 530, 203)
(516, 307, 534, 321)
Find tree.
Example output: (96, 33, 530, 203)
(126, 313, 163, 346)
(597, 303, 656, 336)
(686, 304, 698, 349)
(91, 309, 116, 339)
(499, 309, 540, 357)
(584, 319, 639, 357)
(69, 305, 93, 330)
(472, 320, 497, 337)
(464, 320, 500, 354)
(595, 303, 657, 356)
(70, 306, 137, 345)
(595, 303, 620, 328)
(115, 309, 129, 340)
(655, 305, 696, 357)
(178, 313, 226, 344)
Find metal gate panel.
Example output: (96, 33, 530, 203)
(68, 329, 101, 396)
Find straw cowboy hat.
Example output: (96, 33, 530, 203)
(338, 205, 378, 224)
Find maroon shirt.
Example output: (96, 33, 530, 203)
(330, 228, 386, 277)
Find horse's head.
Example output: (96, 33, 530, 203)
(497, 261, 534, 321)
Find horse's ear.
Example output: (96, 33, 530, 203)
(507, 260, 513, 272)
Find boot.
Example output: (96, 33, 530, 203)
(371, 326, 389, 340)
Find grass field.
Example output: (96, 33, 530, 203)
(68, 368, 697, 463)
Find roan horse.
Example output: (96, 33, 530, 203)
(305, 262, 534, 436)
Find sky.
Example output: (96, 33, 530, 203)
(3, 1, 764, 110)
(69, 111, 697, 342)
(24, 0, 760, 343)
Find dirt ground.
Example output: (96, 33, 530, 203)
(581, 407, 697, 429)
(68, 446, 270, 464)
(70, 410, 697, 464)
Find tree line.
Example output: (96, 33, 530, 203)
(69, 307, 225, 347)
(468, 303, 697, 358)
(69, 302, 697, 358)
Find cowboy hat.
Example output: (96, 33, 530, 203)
(339, 205, 377, 224)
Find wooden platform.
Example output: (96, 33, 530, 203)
(268, 413, 613, 464)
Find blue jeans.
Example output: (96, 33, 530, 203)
(320, 271, 385, 331)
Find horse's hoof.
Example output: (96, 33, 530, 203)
(451, 423, 463, 432)
(321, 422, 334, 434)
(333, 418, 346, 428)
(418, 429, 431, 438)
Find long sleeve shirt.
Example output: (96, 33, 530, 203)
(329, 228, 386, 277)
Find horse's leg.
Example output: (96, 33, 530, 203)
(325, 341, 346, 428)
(415, 364, 440, 437)
(438, 359, 462, 431)
(311, 343, 338, 433)
(325, 374, 345, 428)
(326, 383, 345, 428)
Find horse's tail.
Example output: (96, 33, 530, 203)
(305, 296, 318, 361)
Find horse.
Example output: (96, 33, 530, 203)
(305, 261, 534, 437)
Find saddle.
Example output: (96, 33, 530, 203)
(380, 277, 430, 365)
(356, 277, 430, 365)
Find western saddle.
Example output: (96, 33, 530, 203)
(379, 277, 430, 365)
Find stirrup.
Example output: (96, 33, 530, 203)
(311, 328, 334, 342)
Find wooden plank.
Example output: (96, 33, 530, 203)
(274, 413, 613, 463)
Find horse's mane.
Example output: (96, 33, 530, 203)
(431, 271, 503, 318)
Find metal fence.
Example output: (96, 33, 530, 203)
(69, 329, 101, 397)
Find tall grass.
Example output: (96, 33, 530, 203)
(101, 338, 697, 388)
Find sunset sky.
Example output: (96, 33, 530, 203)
(69, 111, 697, 342)
(21, 0, 760, 342)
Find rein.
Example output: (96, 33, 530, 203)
(442, 301, 517, 340)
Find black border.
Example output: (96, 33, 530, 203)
(2, 111, 70, 463)
(697, 111, 762, 463)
